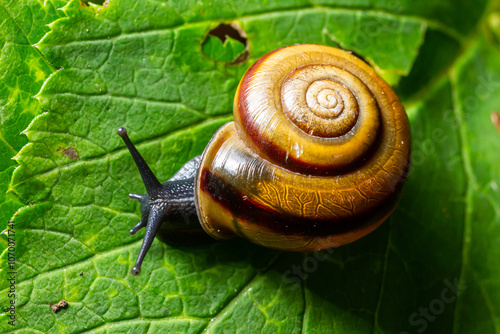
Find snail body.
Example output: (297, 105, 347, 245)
(118, 44, 411, 276)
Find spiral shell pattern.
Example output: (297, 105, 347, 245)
(234, 45, 388, 174)
(196, 44, 410, 251)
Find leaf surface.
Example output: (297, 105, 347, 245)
(1, 0, 499, 333)
(0, 0, 67, 244)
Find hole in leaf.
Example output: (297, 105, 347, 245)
(81, 0, 106, 5)
(202, 23, 248, 64)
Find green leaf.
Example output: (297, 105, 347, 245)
(202, 34, 246, 63)
(0, 0, 66, 244)
(1, 0, 500, 333)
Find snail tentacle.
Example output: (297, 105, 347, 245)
(131, 205, 166, 275)
(117, 127, 163, 193)
(117, 127, 170, 275)
(118, 127, 208, 275)
(128, 194, 149, 235)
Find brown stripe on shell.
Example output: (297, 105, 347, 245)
(199, 168, 403, 237)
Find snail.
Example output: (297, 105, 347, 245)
(117, 44, 411, 276)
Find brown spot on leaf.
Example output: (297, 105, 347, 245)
(50, 300, 68, 313)
(491, 112, 500, 135)
(63, 147, 78, 160)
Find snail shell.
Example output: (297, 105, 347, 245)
(195, 44, 410, 251)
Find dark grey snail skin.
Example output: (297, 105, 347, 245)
(117, 127, 210, 275)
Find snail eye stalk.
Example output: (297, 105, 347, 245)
(117, 127, 162, 193)
(117, 127, 166, 276)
